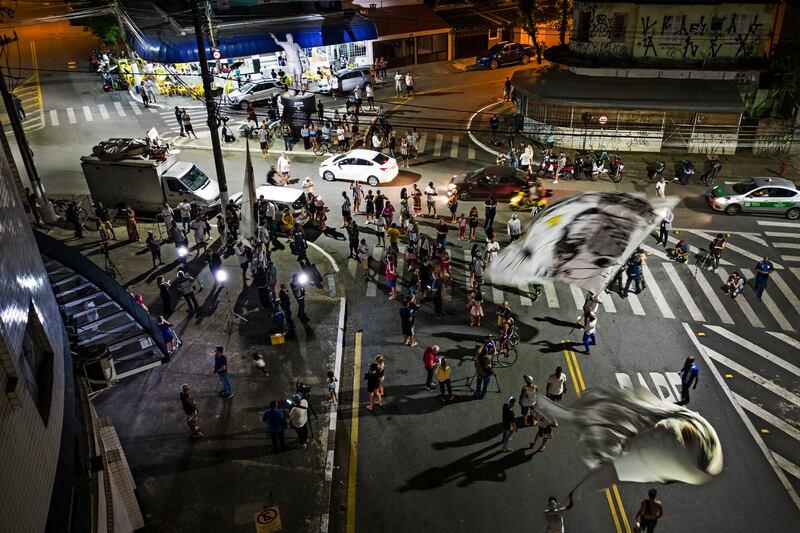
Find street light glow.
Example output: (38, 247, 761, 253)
(215, 270, 228, 283)
(177, 246, 188, 257)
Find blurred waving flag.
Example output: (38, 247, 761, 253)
(239, 138, 257, 243)
(487, 193, 678, 294)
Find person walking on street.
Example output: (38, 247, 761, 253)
(394, 71, 403, 96)
(160, 202, 174, 236)
(158, 316, 180, 352)
(174, 270, 199, 313)
(157, 275, 172, 314)
(405, 72, 415, 96)
(503, 77, 512, 101)
(365, 362, 383, 411)
(177, 199, 192, 232)
(529, 413, 555, 453)
(206, 248, 223, 284)
(436, 356, 454, 401)
(423, 345, 440, 390)
(507, 213, 521, 242)
(179, 384, 204, 438)
(424, 182, 437, 217)
(474, 341, 494, 399)
(622, 255, 642, 297)
(634, 488, 664, 533)
(468, 206, 479, 241)
(655, 176, 667, 198)
(676, 356, 698, 406)
(357, 239, 371, 281)
(399, 296, 418, 346)
(546, 366, 567, 402)
(707, 233, 726, 271)
(24, 187, 41, 225)
(262, 400, 288, 453)
(483, 195, 497, 232)
(213, 346, 233, 399)
(122, 205, 140, 241)
(501, 396, 517, 452)
(754, 256, 775, 298)
(182, 110, 199, 139)
(278, 152, 291, 185)
(290, 274, 309, 321)
(94, 202, 116, 242)
(376, 355, 386, 396)
(279, 284, 295, 333)
(581, 312, 597, 354)
(146, 231, 162, 268)
(288, 394, 309, 448)
(655, 208, 673, 246)
(140, 82, 150, 107)
(174, 106, 185, 136)
(519, 375, 539, 427)
(365, 83, 375, 110)
(544, 496, 571, 533)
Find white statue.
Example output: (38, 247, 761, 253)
(270, 33, 305, 90)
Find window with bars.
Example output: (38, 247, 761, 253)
(612, 14, 627, 42)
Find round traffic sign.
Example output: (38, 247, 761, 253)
(212, 50, 221, 60)
(598, 115, 608, 125)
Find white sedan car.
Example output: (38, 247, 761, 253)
(318, 149, 399, 187)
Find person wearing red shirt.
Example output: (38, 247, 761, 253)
(423, 345, 440, 390)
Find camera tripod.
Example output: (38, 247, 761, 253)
(102, 247, 122, 280)
(222, 284, 247, 335)
(694, 250, 712, 277)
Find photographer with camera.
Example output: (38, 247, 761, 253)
(708, 233, 726, 271)
(288, 393, 309, 449)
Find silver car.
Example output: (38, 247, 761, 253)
(227, 79, 282, 110)
(320, 66, 375, 94)
(706, 176, 800, 219)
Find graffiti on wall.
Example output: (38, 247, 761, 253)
(572, 39, 627, 57)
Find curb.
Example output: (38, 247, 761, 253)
(467, 100, 507, 157)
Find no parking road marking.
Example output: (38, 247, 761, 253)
(254, 505, 282, 532)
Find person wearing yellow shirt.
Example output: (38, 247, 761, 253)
(387, 223, 401, 246)
(281, 208, 295, 233)
(436, 356, 454, 402)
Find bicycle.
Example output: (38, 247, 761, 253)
(313, 139, 339, 156)
(488, 333, 518, 368)
(52, 199, 89, 226)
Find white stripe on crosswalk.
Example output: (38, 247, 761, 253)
(766, 331, 800, 350)
(688, 230, 772, 268)
(664, 235, 733, 266)
(770, 271, 800, 314)
(82, 105, 93, 122)
(417, 133, 427, 154)
(625, 292, 645, 315)
(757, 220, 799, 228)
(570, 285, 583, 310)
(148, 106, 158, 113)
(640, 243, 670, 262)
(705, 347, 800, 408)
(733, 392, 800, 443)
(468, 144, 476, 160)
(542, 282, 559, 308)
(598, 291, 616, 313)
(114, 101, 127, 117)
(691, 269, 734, 324)
(793, 268, 800, 283)
(741, 270, 793, 331)
(705, 325, 800, 377)
(765, 231, 800, 239)
(735, 233, 768, 247)
(781, 255, 800, 262)
(98, 104, 109, 119)
(662, 262, 704, 321)
(517, 283, 531, 306)
(128, 101, 142, 115)
(641, 264, 674, 319)
(450, 136, 459, 158)
(66, 107, 76, 124)
(774, 453, 800, 481)
(433, 134, 443, 156)
(773, 243, 800, 249)
(49, 109, 58, 126)
(716, 267, 763, 327)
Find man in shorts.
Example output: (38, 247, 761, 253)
(546, 366, 567, 401)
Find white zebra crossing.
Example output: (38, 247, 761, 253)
(98, 104, 110, 120)
(542, 281, 559, 308)
(662, 262, 705, 321)
(740, 270, 793, 331)
(767, 331, 800, 350)
(128, 101, 142, 115)
(417, 133, 427, 154)
(704, 325, 800, 377)
(433, 134, 443, 156)
(704, 347, 800, 408)
(450, 136, 459, 158)
(49, 109, 58, 126)
(641, 264, 674, 318)
(66, 107, 76, 124)
(716, 267, 763, 327)
(757, 220, 800, 228)
(688, 229, 783, 269)
(113, 101, 127, 117)
(690, 268, 734, 324)
(82, 105, 93, 122)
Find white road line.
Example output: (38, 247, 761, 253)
(765, 232, 800, 238)
(734, 393, 800, 443)
(642, 264, 674, 318)
(308, 241, 339, 273)
(793, 268, 800, 283)
(781, 255, 800, 262)
(705, 325, 800, 377)
(433, 134, 443, 156)
(543, 281, 559, 308)
(741, 270, 792, 331)
(640, 243, 670, 262)
(684, 322, 800, 513)
(450, 135, 459, 158)
(66, 107, 76, 124)
(758, 220, 799, 228)
(766, 331, 800, 350)
(716, 267, 763, 327)
(626, 292, 646, 315)
(771, 271, 800, 312)
(98, 104, 110, 119)
(705, 347, 800, 408)
(687, 229, 772, 268)
(148, 106, 159, 113)
(468, 144, 476, 160)
(517, 283, 531, 306)
(417, 133, 427, 154)
(128, 101, 142, 115)
(570, 285, 584, 310)
(48, 109, 58, 126)
(598, 291, 616, 313)
(772, 243, 800, 249)
(662, 262, 704, 321)
(82, 105, 93, 122)
(113, 101, 127, 117)
(774, 454, 800, 482)
(735, 233, 769, 247)
(691, 269, 734, 324)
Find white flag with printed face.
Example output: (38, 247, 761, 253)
(487, 193, 678, 293)
(239, 139, 257, 244)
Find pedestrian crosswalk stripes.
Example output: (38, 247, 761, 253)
(740, 270, 793, 331)
(128, 101, 142, 115)
(625, 292, 645, 315)
(758, 220, 799, 228)
(542, 281, 558, 308)
(705, 325, 800, 377)
(641, 264, 674, 319)
(764, 232, 798, 239)
(691, 268, 734, 324)
(569, 285, 584, 311)
(82, 105, 93, 122)
(774, 453, 800, 482)
(114, 101, 127, 117)
(773, 243, 800, 249)
(598, 291, 616, 313)
(433, 134, 443, 156)
(716, 267, 763, 327)
(417, 133, 427, 154)
(450, 136, 459, 158)
(98, 104, 110, 120)
(66, 107, 76, 124)
(662, 262, 705, 321)
(689, 229, 782, 268)
(733, 393, 800, 445)
(782, 256, 800, 262)
(770, 271, 800, 311)
(705, 346, 800, 408)
(767, 331, 800, 350)
(517, 283, 532, 307)
(49, 109, 58, 126)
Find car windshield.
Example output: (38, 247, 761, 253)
(487, 44, 505, 53)
(732, 181, 757, 194)
(464, 171, 479, 183)
(332, 154, 347, 163)
(236, 82, 256, 94)
(372, 153, 390, 165)
(180, 166, 210, 191)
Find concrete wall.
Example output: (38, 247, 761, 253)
(0, 139, 67, 531)
(523, 116, 664, 152)
(570, 1, 777, 63)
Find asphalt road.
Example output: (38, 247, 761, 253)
(11, 17, 800, 532)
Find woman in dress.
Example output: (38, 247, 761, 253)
(157, 315, 180, 353)
(468, 206, 479, 241)
(411, 184, 422, 217)
(124, 205, 140, 241)
(468, 288, 484, 327)
(399, 296, 418, 346)
(375, 355, 386, 397)
(157, 275, 172, 315)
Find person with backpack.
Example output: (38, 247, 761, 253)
(634, 488, 663, 532)
(174, 270, 199, 314)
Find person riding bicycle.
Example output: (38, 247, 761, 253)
(499, 316, 516, 355)
(708, 233, 726, 271)
(671, 239, 690, 263)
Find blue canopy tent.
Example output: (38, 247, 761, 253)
(131, 12, 378, 64)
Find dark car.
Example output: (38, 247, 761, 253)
(449, 166, 531, 201)
(476, 42, 534, 69)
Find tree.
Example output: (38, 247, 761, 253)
(517, 0, 543, 64)
(769, 41, 800, 98)
(84, 15, 123, 47)
(557, 0, 572, 46)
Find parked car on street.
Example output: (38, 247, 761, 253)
(318, 66, 376, 94)
(449, 165, 532, 201)
(476, 42, 534, 69)
(227, 78, 283, 109)
(706, 177, 800, 219)
(319, 149, 398, 187)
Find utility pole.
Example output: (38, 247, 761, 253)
(112, 0, 140, 87)
(0, 32, 56, 222)
(205, 0, 220, 72)
(191, 0, 228, 207)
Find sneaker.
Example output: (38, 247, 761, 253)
(219, 390, 226, 396)
(502, 448, 513, 453)
(223, 392, 234, 399)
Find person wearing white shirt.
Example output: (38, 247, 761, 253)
(582, 312, 597, 354)
(404, 72, 414, 96)
(485, 234, 501, 264)
(424, 182, 437, 217)
(365, 83, 374, 110)
(160, 203, 174, 234)
(372, 132, 382, 152)
(277, 153, 291, 185)
(655, 176, 666, 197)
(519, 150, 532, 172)
(507, 213, 521, 241)
(177, 200, 192, 232)
(190, 216, 208, 252)
(546, 366, 567, 401)
(302, 177, 315, 196)
(656, 207, 674, 246)
(258, 123, 270, 157)
(289, 396, 309, 448)
(394, 71, 403, 96)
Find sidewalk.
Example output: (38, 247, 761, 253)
(42, 221, 343, 532)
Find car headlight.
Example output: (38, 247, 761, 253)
(713, 197, 727, 205)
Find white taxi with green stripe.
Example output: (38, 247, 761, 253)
(706, 177, 800, 219)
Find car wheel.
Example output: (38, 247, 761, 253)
(489, 59, 499, 70)
(724, 204, 741, 216)
(238, 100, 249, 110)
(521, 55, 530, 65)
(787, 207, 800, 220)
(458, 190, 470, 201)
(322, 170, 335, 181)
(367, 176, 379, 187)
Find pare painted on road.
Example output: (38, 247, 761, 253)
(615, 372, 683, 403)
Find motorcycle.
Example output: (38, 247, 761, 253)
(609, 153, 624, 183)
(509, 188, 551, 214)
(561, 155, 590, 181)
(537, 152, 559, 177)
(648, 160, 665, 183)
(675, 159, 695, 185)
(701, 159, 722, 186)
(591, 156, 607, 182)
